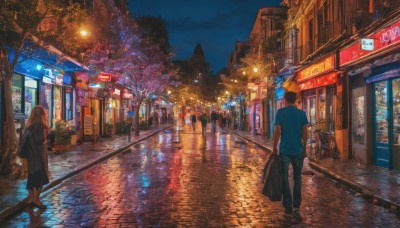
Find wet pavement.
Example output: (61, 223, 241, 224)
(2, 122, 400, 227)
(0, 125, 171, 217)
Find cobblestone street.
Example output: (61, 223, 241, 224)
(2, 123, 400, 227)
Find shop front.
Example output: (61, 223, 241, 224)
(105, 88, 121, 135)
(297, 55, 337, 132)
(339, 18, 400, 169)
(367, 65, 400, 170)
(11, 73, 40, 137)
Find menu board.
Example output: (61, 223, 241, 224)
(84, 115, 93, 135)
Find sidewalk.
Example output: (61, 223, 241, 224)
(229, 129, 400, 213)
(0, 124, 172, 222)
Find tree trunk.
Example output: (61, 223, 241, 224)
(238, 95, 243, 131)
(1, 77, 18, 174)
(134, 105, 140, 136)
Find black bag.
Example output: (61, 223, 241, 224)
(262, 154, 283, 202)
(17, 129, 32, 159)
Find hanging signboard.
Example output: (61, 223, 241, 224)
(340, 19, 400, 66)
(360, 39, 374, 51)
(98, 73, 111, 82)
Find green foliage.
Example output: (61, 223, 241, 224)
(139, 121, 149, 130)
(54, 120, 73, 145)
(135, 16, 171, 53)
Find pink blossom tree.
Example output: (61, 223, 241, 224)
(87, 12, 178, 136)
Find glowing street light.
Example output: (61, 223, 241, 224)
(253, 67, 258, 73)
(80, 29, 88, 37)
(167, 90, 171, 94)
(225, 91, 229, 94)
(242, 71, 246, 75)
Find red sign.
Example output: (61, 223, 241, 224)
(123, 90, 133, 99)
(297, 55, 335, 82)
(98, 73, 111, 82)
(298, 73, 337, 91)
(340, 20, 400, 66)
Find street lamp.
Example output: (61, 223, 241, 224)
(167, 90, 171, 94)
(242, 71, 246, 75)
(80, 29, 88, 37)
(253, 67, 258, 73)
(225, 91, 229, 94)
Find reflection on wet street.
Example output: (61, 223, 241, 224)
(2, 122, 400, 227)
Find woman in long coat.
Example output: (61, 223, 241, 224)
(23, 105, 50, 209)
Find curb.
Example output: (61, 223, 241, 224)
(309, 161, 400, 213)
(228, 130, 272, 153)
(0, 126, 172, 223)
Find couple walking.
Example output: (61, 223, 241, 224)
(190, 112, 208, 138)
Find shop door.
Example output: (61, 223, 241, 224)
(392, 79, 400, 170)
(374, 80, 390, 168)
(351, 87, 366, 162)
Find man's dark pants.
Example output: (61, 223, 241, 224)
(280, 153, 304, 210)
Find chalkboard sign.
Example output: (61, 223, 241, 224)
(84, 115, 93, 135)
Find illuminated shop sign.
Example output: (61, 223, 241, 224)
(123, 90, 133, 99)
(42, 76, 53, 84)
(340, 20, 400, 66)
(360, 39, 374, 51)
(55, 75, 63, 85)
(63, 75, 72, 85)
(98, 73, 111, 82)
(297, 55, 335, 82)
(89, 83, 105, 88)
(113, 88, 121, 96)
(298, 73, 337, 91)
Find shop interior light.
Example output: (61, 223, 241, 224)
(36, 64, 42, 70)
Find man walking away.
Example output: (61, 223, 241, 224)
(191, 113, 197, 131)
(200, 112, 208, 138)
(272, 92, 308, 217)
(211, 111, 218, 134)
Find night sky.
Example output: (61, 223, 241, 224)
(128, 0, 282, 73)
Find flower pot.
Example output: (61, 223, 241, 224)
(53, 144, 66, 152)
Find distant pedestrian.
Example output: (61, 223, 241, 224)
(211, 111, 218, 134)
(20, 105, 50, 209)
(153, 111, 159, 127)
(200, 112, 208, 138)
(272, 92, 308, 217)
(191, 113, 197, 131)
(126, 116, 133, 142)
(218, 113, 223, 132)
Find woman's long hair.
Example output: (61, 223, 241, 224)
(24, 105, 50, 134)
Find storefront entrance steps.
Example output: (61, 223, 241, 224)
(228, 129, 400, 215)
(0, 124, 173, 223)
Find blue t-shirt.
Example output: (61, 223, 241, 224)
(275, 106, 309, 155)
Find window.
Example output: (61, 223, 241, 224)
(375, 81, 389, 144)
(11, 74, 23, 113)
(24, 77, 38, 116)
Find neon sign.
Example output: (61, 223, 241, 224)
(98, 73, 111, 82)
(340, 20, 400, 66)
(297, 55, 334, 82)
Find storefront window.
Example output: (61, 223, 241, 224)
(318, 89, 326, 121)
(326, 86, 336, 132)
(393, 79, 400, 145)
(54, 86, 62, 121)
(375, 81, 389, 144)
(24, 77, 38, 116)
(65, 88, 73, 122)
(352, 95, 365, 145)
(11, 74, 23, 113)
(43, 84, 53, 126)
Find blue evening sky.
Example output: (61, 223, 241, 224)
(129, 0, 282, 73)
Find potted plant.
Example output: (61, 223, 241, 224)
(53, 120, 72, 152)
(105, 122, 113, 137)
(139, 120, 149, 130)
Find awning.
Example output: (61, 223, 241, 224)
(7, 41, 89, 80)
(366, 67, 400, 83)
